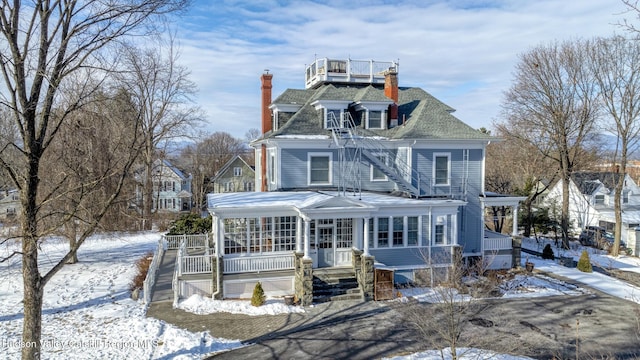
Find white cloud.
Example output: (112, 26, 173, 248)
(173, 0, 629, 138)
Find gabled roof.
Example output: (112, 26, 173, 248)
(212, 155, 255, 182)
(571, 171, 623, 195)
(266, 83, 493, 141)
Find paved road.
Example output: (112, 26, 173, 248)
(146, 250, 640, 359)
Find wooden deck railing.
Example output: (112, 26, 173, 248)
(142, 238, 164, 304)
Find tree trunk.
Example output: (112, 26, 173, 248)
(67, 223, 79, 264)
(22, 162, 44, 359)
(561, 173, 571, 249)
(143, 153, 154, 230)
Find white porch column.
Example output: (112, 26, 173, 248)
(512, 205, 519, 236)
(217, 217, 225, 256)
(296, 216, 303, 253)
(451, 213, 458, 246)
(363, 217, 371, 256)
(211, 215, 218, 257)
(303, 219, 311, 260)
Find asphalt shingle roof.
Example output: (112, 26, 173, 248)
(571, 171, 624, 195)
(265, 83, 493, 141)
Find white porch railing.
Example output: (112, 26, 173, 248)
(164, 234, 209, 250)
(143, 238, 164, 304)
(484, 232, 513, 251)
(223, 254, 295, 274)
(181, 253, 215, 275)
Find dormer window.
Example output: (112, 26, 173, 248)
(326, 109, 342, 129)
(368, 110, 384, 129)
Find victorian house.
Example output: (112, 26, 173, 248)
(205, 58, 523, 304)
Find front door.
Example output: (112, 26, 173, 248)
(317, 220, 335, 267)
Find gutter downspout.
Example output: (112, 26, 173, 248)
(211, 214, 222, 299)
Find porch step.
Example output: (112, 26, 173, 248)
(312, 268, 362, 303)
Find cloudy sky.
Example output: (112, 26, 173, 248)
(171, 0, 630, 140)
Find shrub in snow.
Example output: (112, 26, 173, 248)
(251, 282, 266, 307)
(129, 251, 153, 292)
(167, 213, 212, 235)
(542, 244, 555, 260)
(577, 250, 592, 273)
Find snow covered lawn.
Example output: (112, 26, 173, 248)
(0, 232, 242, 359)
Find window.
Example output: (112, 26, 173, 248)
(595, 195, 605, 205)
(269, 152, 276, 184)
(623, 191, 629, 204)
(224, 218, 248, 254)
(368, 110, 383, 129)
(407, 216, 418, 246)
(434, 216, 446, 245)
(233, 167, 242, 177)
(336, 219, 353, 248)
(434, 154, 450, 185)
(325, 109, 342, 129)
(371, 153, 388, 181)
(392, 217, 403, 247)
(377, 218, 389, 247)
(224, 182, 233, 192)
(273, 216, 296, 252)
(244, 181, 253, 192)
(309, 153, 332, 185)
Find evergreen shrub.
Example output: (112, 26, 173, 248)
(577, 250, 592, 273)
(542, 244, 555, 260)
(251, 281, 266, 307)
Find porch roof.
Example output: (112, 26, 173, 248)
(479, 192, 526, 207)
(207, 191, 465, 218)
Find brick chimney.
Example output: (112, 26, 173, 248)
(261, 71, 273, 134)
(260, 71, 273, 192)
(384, 69, 399, 127)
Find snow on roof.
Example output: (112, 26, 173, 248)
(207, 191, 465, 212)
(207, 191, 332, 209)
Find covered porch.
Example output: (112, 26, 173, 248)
(480, 192, 527, 269)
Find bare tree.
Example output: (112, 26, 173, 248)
(488, 126, 560, 237)
(118, 35, 201, 230)
(42, 89, 142, 263)
(0, 1, 188, 358)
(404, 250, 529, 359)
(176, 131, 247, 210)
(498, 39, 601, 249)
(588, 35, 640, 256)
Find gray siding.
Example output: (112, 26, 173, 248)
(370, 247, 427, 266)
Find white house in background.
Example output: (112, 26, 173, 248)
(135, 159, 193, 213)
(204, 58, 524, 304)
(0, 189, 19, 221)
(543, 171, 640, 254)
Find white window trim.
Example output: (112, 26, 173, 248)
(366, 109, 386, 129)
(325, 109, 343, 129)
(307, 152, 333, 186)
(269, 151, 276, 185)
(433, 152, 451, 186)
(432, 215, 448, 246)
(233, 167, 242, 177)
(370, 152, 389, 182)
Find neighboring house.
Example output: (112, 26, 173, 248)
(542, 171, 640, 254)
(135, 159, 193, 213)
(204, 58, 524, 303)
(0, 189, 20, 221)
(211, 155, 255, 193)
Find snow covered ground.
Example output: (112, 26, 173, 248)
(1, 232, 639, 359)
(0, 232, 242, 359)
